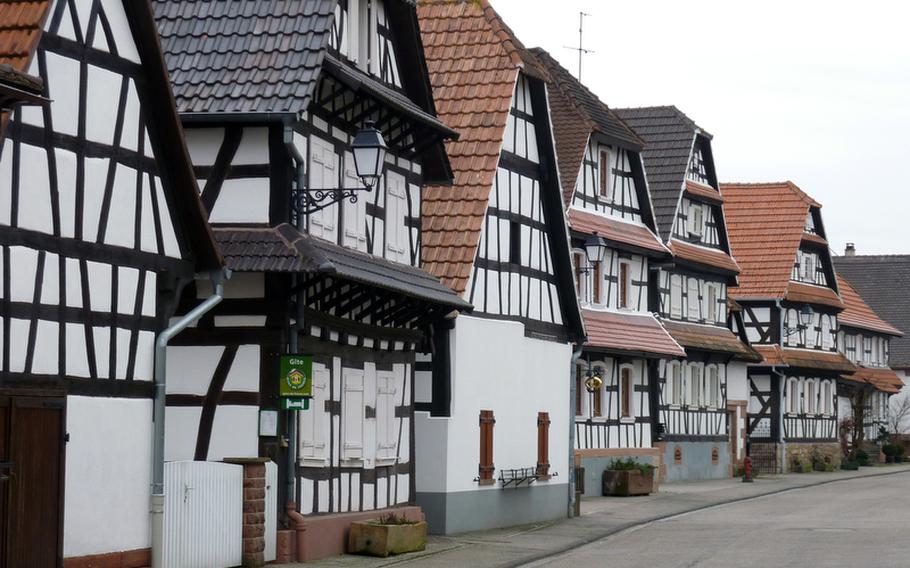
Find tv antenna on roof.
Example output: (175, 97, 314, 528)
(564, 12, 594, 81)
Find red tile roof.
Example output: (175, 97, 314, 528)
(785, 281, 844, 309)
(837, 275, 903, 336)
(418, 0, 542, 295)
(661, 320, 761, 361)
(668, 239, 740, 275)
(568, 208, 669, 255)
(0, 1, 49, 71)
(844, 367, 904, 394)
(801, 232, 829, 248)
(583, 309, 685, 358)
(754, 345, 857, 374)
(721, 181, 828, 300)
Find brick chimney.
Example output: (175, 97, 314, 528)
(845, 243, 856, 257)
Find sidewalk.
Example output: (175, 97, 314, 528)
(279, 464, 910, 568)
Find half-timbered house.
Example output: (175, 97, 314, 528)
(722, 182, 854, 473)
(154, 0, 468, 560)
(413, 2, 585, 533)
(0, 0, 223, 565)
(613, 106, 760, 481)
(835, 253, 910, 432)
(532, 52, 686, 493)
(834, 274, 903, 441)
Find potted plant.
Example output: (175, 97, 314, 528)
(855, 449, 870, 466)
(348, 512, 427, 557)
(602, 458, 655, 496)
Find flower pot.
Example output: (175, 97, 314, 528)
(602, 468, 654, 496)
(348, 520, 427, 557)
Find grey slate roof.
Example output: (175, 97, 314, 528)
(529, 48, 643, 151)
(153, 0, 336, 113)
(833, 255, 910, 369)
(613, 106, 703, 240)
(214, 225, 472, 310)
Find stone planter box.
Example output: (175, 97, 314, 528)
(348, 520, 427, 557)
(602, 468, 654, 496)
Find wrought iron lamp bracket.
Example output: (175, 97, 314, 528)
(291, 185, 371, 216)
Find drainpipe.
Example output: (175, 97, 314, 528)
(151, 269, 229, 568)
(282, 126, 311, 558)
(568, 345, 584, 517)
(774, 300, 787, 473)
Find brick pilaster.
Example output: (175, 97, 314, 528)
(225, 458, 270, 568)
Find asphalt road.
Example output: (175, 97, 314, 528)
(531, 473, 910, 568)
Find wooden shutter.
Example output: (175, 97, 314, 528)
(593, 383, 602, 417)
(621, 368, 632, 418)
(619, 262, 629, 308)
(537, 412, 550, 477)
(592, 261, 602, 304)
(376, 370, 397, 461)
(479, 410, 495, 484)
(599, 149, 610, 197)
(308, 136, 338, 240)
(342, 368, 365, 460)
(300, 366, 329, 461)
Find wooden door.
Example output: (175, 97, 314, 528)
(0, 396, 65, 568)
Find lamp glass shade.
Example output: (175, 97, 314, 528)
(798, 305, 814, 326)
(352, 122, 388, 189)
(584, 233, 607, 266)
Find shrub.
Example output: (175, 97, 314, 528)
(373, 512, 419, 526)
(607, 457, 654, 475)
(896, 444, 906, 459)
(883, 444, 898, 458)
(841, 461, 859, 471)
(856, 450, 870, 466)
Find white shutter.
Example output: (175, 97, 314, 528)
(342, 368, 365, 461)
(342, 151, 367, 250)
(300, 366, 329, 462)
(376, 371, 397, 461)
(308, 137, 339, 241)
(385, 171, 408, 263)
(670, 275, 682, 318)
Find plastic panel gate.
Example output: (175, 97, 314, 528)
(264, 461, 278, 562)
(164, 461, 243, 568)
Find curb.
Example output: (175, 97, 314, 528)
(510, 466, 910, 568)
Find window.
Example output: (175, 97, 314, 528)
(537, 412, 550, 477)
(479, 410, 495, 484)
(787, 379, 799, 414)
(670, 274, 682, 318)
(687, 279, 700, 319)
(599, 149, 611, 198)
(592, 376, 603, 418)
(820, 381, 831, 415)
(620, 367, 633, 418)
(706, 365, 720, 408)
(805, 380, 816, 415)
(342, 368, 365, 461)
(688, 364, 703, 407)
(573, 251, 585, 297)
(509, 221, 521, 264)
(705, 284, 718, 323)
(669, 362, 683, 406)
(801, 253, 815, 282)
(688, 203, 704, 237)
(376, 371, 398, 462)
(385, 171, 409, 263)
(618, 261, 631, 309)
(821, 316, 832, 350)
(342, 151, 367, 250)
(845, 334, 857, 362)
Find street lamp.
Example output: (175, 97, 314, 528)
(291, 121, 388, 215)
(579, 232, 607, 273)
(784, 305, 814, 337)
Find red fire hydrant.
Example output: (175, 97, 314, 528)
(742, 456, 754, 483)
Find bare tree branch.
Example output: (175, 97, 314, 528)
(889, 392, 910, 434)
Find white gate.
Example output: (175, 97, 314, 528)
(164, 461, 243, 568)
(264, 461, 278, 562)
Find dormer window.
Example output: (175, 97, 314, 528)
(598, 149, 612, 199)
(801, 254, 815, 281)
(688, 203, 704, 238)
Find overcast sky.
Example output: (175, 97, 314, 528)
(491, 0, 910, 256)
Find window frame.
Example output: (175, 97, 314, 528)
(619, 365, 634, 421)
(688, 363, 703, 408)
(618, 260, 631, 309)
(598, 148, 612, 199)
(670, 274, 682, 318)
(688, 203, 704, 237)
(687, 278, 700, 320)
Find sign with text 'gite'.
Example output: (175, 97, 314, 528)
(279, 355, 313, 398)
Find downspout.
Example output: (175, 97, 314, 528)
(151, 269, 229, 568)
(568, 345, 584, 517)
(283, 125, 309, 555)
(774, 299, 787, 473)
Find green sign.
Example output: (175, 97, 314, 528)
(281, 398, 310, 411)
(280, 355, 313, 398)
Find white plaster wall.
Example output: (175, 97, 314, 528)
(726, 361, 749, 402)
(416, 315, 571, 494)
(64, 396, 151, 557)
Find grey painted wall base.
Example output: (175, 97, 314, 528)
(416, 482, 568, 535)
(577, 454, 660, 497)
(661, 441, 731, 482)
